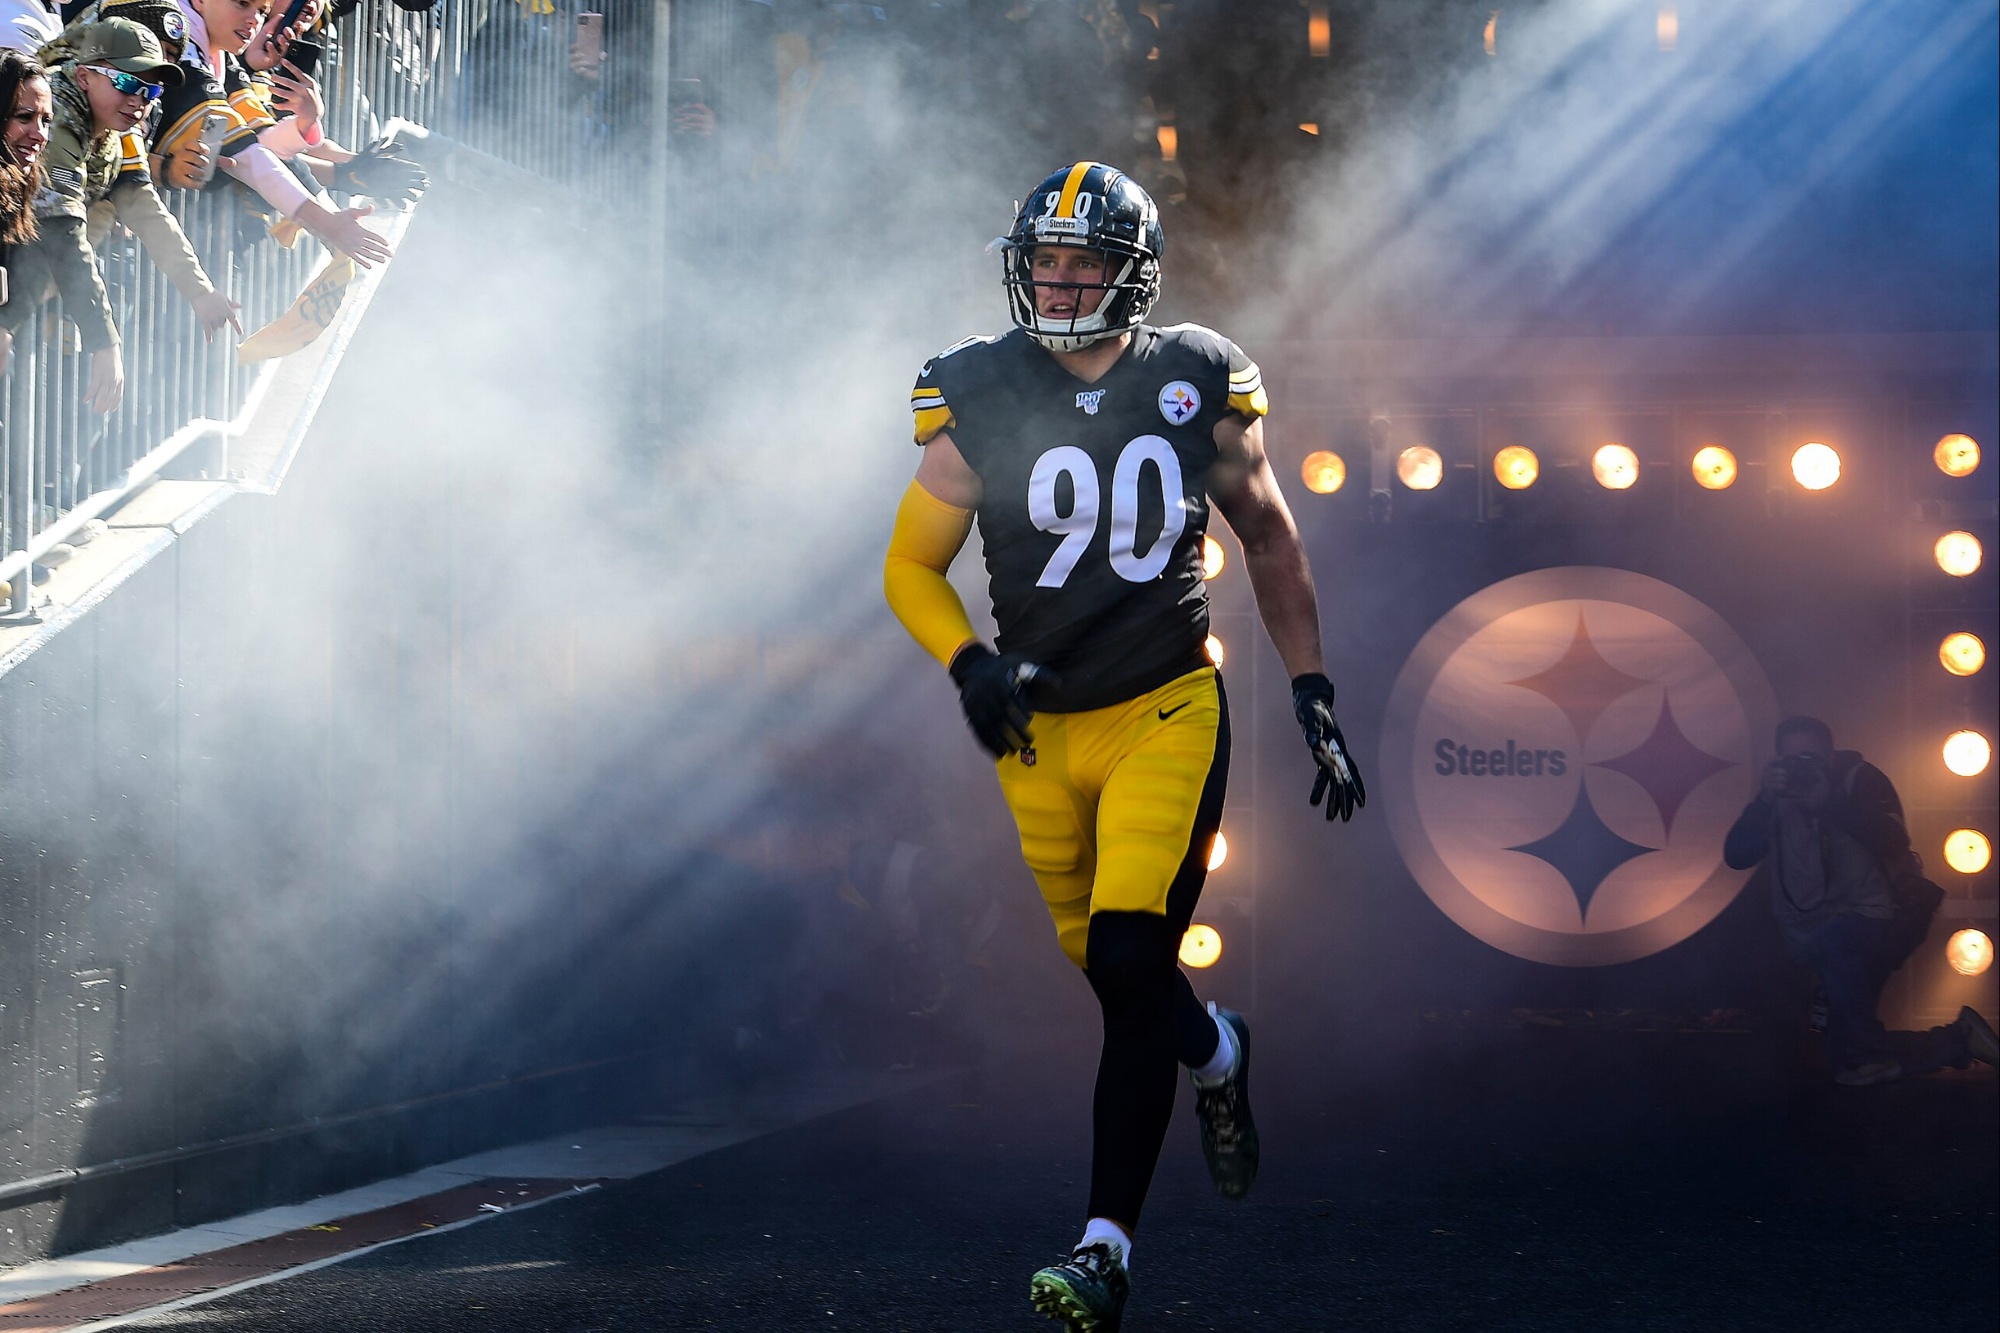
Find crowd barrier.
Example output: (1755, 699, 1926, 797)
(2, 0, 661, 616)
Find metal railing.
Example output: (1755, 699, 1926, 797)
(2, 0, 661, 615)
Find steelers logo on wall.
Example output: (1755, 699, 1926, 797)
(1381, 567, 1776, 966)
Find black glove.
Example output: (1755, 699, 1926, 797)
(333, 140, 430, 204)
(1292, 672, 1366, 822)
(948, 644, 1055, 757)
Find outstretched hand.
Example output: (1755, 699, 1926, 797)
(85, 345, 125, 415)
(335, 139, 430, 204)
(306, 203, 394, 267)
(191, 289, 245, 341)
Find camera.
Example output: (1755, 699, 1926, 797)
(1780, 751, 1825, 794)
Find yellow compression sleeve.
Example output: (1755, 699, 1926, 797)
(884, 480, 978, 668)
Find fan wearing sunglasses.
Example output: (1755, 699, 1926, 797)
(1, 18, 240, 413)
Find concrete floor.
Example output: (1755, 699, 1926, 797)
(113, 1026, 1997, 1332)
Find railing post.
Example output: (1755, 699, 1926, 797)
(5, 346, 32, 616)
(646, 0, 673, 437)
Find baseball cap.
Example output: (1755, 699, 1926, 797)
(70, 17, 186, 87)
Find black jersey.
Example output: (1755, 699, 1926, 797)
(910, 324, 1269, 713)
(153, 54, 265, 166)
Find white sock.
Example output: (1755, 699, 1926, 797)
(1079, 1217, 1131, 1269)
(1189, 1001, 1237, 1088)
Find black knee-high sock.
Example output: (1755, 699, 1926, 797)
(1080, 678, 1231, 1230)
(1083, 911, 1183, 1230)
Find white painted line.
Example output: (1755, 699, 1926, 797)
(0, 1068, 957, 1314)
(71, 1185, 601, 1332)
(0, 1171, 463, 1305)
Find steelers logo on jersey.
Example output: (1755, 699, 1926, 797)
(1159, 380, 1201, 426)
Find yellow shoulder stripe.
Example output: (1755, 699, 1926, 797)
(913, 404, 956, 444)
(1227, 358, 1266, 416)
(1227, 385, 1269, 418)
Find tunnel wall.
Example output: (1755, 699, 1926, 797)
(0, 202, 691, 1265)
(0, 419, 681, 1266)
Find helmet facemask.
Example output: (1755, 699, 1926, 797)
(1003, 243, 1156, 353)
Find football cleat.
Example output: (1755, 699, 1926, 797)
(1194, 1005, 1259, 1198)
(1029, 1242, 1129, 1332)
(1955, 1006, 1997, 1067)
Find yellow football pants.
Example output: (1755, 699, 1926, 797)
(996, 666, 1230, 968)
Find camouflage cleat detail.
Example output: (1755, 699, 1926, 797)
(1029, 1242, 1129, 1332)
(1194, 1004, 1259, 1198)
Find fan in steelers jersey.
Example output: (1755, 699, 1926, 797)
(883, 161, 1365, 1331)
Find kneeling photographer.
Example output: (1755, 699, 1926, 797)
(1724, 716, 1998, 1086)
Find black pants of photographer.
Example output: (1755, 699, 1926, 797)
(1802, 913, 1966, 1076)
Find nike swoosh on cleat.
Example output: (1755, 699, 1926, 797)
(1158, 702, 1191, 721)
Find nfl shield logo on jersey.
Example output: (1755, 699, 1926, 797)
(1158, 381, 1201, 425)
(1075, 390, 1106, 416)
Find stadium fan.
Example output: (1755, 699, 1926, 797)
(37, 1, 208, 183)
(0, 49, 51, 374)
(0, 18, 240, 412)
(232, 3, 427, 206)
(136, 0, 389, 264)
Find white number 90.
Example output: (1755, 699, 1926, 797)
(1027, 436, 1187, 588)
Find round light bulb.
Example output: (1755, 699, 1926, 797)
(1205, 634, 1225, 666)
(1940, 632, 1986, 677)
(1592, 443, 1639, 490)
(1202, 535, 1226, 580)
(1179, 923, 1223, 968)
(1935, 531, 1983, 577)
(1493, 445, 1539, 491)
(1397, 446, 1443, 491)
(1206, 831, 1228, 871)
(1791, 442, 1840, 491)
(1944, 829, 1992, 875)
(1943, 729, 1991, 777)
(1690, 445, 1737, 490)
(1934, 433, 1980, 478)
(1300, 450, 1346, 494)
(1946, 928, 1994, 977)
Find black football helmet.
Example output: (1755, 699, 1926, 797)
(1002, 162, 1164, 352)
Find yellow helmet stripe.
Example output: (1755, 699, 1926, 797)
(1054, 161, 1093, 219)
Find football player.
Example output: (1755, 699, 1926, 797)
(883, 161, 1365, 1331)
